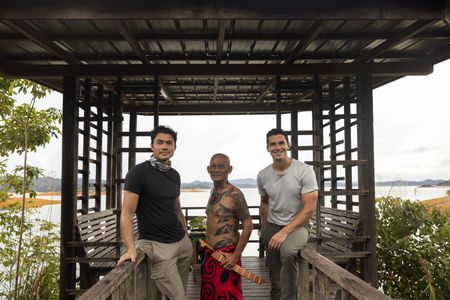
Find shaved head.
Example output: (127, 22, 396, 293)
(210, 153, 230, 166)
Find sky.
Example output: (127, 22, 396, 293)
(6, 59, 450, 183)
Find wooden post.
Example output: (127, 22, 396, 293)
(290, 110, 298, 160)
(129, 112, 137, 168)
(298, 257, 309, 300)
(60, 76, 79, 300)
(95, 84, 104, 212)
(343, 77, 354, 211)
(313, 268, 329, 300)
(328, 82, 337, 208)
(275, 75, 281, 129)
(105, 92, 114, 209)
(312, 75, 323, 247)
(81, 78, 91, 214)
(356, 72, 378, 286)
(154, 75, 160, 128)
(113, 76, 123, 209)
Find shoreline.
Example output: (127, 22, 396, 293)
(0, 197, 61, 208)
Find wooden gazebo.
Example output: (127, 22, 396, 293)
(0, 1, 449, 299)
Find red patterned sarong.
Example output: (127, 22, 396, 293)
(200, 245, 243, 300)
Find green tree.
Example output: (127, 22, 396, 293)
(376, 196, 450, 300)
(0, 77, 62, 299)
(0, 206, 59, 299)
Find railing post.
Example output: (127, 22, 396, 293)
(298, 257, 309, 300)
(313, 268, 329, 299)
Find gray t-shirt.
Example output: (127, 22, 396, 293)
(257, 159, 318, 226)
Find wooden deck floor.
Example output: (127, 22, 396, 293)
(186, 256, 271, 300)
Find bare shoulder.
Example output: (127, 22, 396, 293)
(230, 185, 245, 200)
(230, 185, 251, 219)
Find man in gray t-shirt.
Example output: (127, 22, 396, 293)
(257, 128, 318, 300)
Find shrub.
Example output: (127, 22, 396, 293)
(376, 196, 450, 300)
(0, 205, 59, 299)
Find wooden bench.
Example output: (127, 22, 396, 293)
(308, 206, 370, 266)
(75, 209, 138, 286)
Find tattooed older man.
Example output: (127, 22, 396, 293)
(200, 153, 254, 300)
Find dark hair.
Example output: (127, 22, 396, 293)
(150, 125, 178, 145)
(266, 128, 289, 145)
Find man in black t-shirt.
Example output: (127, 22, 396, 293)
(117, 125, 193, 300)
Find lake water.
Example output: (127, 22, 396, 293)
(36, 185, 448, 256)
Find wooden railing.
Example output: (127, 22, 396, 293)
(78, 206, 392, 300)
(78, 250, 160, 300)
(298, 245, 391, 300)
(78, 245, 392, 300)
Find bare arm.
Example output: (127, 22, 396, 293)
(176, 197, 188, 235)
(117, 190, 139, 265)
(268, 190, 318, 251)
(259, 195, 269, 231)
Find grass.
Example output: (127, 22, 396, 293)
(0, 197, 61, 208)
(421, 195, 450, 213)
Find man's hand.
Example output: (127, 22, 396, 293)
(220, 252, 239, 271)
(117, 248, 137, 266)
(268, 230, 288, 251)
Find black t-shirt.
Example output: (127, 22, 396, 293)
(124, 161, 185, 243)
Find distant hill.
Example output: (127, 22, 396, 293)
(436, 179, 450, 187)
(31, 177, 104, 192)
(181, 180, 212, 189)
(25, 176, 449, 192)
(376, 179, 446, 186)
(32, 176, 61, 192)
(182, 178, 257, 189)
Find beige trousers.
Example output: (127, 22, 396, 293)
(140, 235, 193, 300)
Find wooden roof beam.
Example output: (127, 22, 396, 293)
(2, 31, 450, 42)
(116, 21, 174, 104)
(255, 21, 323, 103)
(355, 20, 436, 63)
(123, 102, 313, 115)
(6, 50, 447, 63)
(0, 62, 433, 78)
(116, 21, 149, 64)
(0, 1, 444, 20)
(213, 20, 226, 102)
(5, 20, 80, 65)
(284, 21, 323, 64)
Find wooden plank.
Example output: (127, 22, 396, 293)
(78, 251, 147, 300)
(301, 246, 391, 299)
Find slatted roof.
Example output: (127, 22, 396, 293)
(0, 0, 449, 114)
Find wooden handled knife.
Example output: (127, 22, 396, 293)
(199, 239, 266, 285)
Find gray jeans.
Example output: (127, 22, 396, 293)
(260, 223, 309, 300)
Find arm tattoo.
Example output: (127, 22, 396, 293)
(233, 191, 251, 221)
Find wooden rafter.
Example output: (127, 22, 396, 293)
(0, 62, 433, 77)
